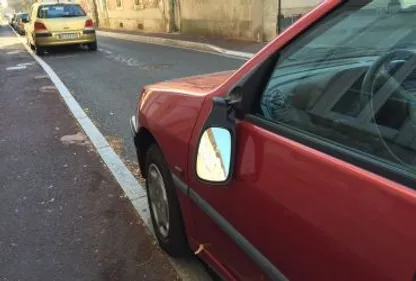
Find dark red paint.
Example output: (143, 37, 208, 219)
(136, 1, 416, 280)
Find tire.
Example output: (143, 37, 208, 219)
(145, 144, 190, 257)
(87, 41, 97, 51)
(35, 46, 45, 56)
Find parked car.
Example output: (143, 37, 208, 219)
(9, 13, 17, 28)
(131, 0, 416, 280)
(26, 0, 97, 55)
(14, 13, 29, 35)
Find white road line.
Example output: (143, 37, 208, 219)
(6, 50, 22, 55)
(8, 25, 212, 281)
(18, 62, 36, 67)
(98, 48, 113, 54)
(6, 65, 27, 70)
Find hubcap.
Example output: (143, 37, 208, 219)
(148, 164, 170, 238)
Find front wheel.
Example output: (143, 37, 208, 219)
(87, 41, 97, 51)
(145, 144, 190, 258)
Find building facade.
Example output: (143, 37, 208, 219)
(86, 0, 321, 42)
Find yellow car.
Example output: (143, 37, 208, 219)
(25, 1, 97, 55)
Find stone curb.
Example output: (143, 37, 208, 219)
(97, 30, 255, 60)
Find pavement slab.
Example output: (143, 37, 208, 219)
(0, 26, 180, 281)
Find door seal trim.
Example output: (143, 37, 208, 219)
(172, 173, 289, 281)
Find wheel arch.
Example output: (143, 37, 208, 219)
(135, 126, 159, 178)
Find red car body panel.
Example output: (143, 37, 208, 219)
(138, 70, 235, 178)
(187, 120, 416, 281)
(135, 0, 416, 280)
(138, 71, 234, 238)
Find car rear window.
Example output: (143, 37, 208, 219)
(37, 4, 86, 18)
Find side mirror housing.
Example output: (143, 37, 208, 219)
(195, 97, 237, 185)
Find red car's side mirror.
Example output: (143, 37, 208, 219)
(194, 97, 237, 185)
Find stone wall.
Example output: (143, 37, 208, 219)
(95, 0, 167, 32)
(179, 0, 252, 40)
(94, 0, 279, 41)
(93, 0, 321, 41)
(178, 0, 281, 41)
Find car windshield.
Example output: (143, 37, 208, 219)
(37, 4, 86, 18)
(280, 0, 416, 67)
(262, 0, 416, 175)
(20, 14, 29, 21)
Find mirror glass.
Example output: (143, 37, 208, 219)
(196, 127, 231, 182)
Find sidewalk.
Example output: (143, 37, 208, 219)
(98, 28, 267, 58)
(0, 28, 179, 281)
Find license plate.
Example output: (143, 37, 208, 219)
(58, 33, 78, 40)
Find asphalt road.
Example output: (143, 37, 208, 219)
(41, 35, 245, 163)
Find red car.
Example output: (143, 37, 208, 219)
(131, 0, 416, 280)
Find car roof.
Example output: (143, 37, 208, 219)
(35, 0, 79, 5)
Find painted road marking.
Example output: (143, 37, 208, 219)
(98, 48, 112, 54)
(5, 61, 36, 71)
(6, 50, 22, 55)
(6, 65, 27, 71)
(8, 25, 212, 281)
(18, 62, 36, 67)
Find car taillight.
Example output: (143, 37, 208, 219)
(85, 19, 94, 28)
(34, 22, 47, 32)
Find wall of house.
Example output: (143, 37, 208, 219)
(263, 0, 278, 41)
(179, 0, 253, 40)
(281, 0, 320, 15)
(94, 0, 279, 41)
(94, 0, 167, 32)
(178, 0, 279, 41)
(196, 129, 227, 182)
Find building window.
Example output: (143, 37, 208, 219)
(116, 0, 122, 8)
(134, 0, 143, 8)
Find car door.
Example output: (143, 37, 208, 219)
(187, 0, 416, 280)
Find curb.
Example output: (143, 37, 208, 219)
(8, 25, 213, 281)
(97, 30, 255, 60)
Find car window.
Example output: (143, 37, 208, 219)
(37, 4, 86, 18)
(254, 0, 416, 179)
